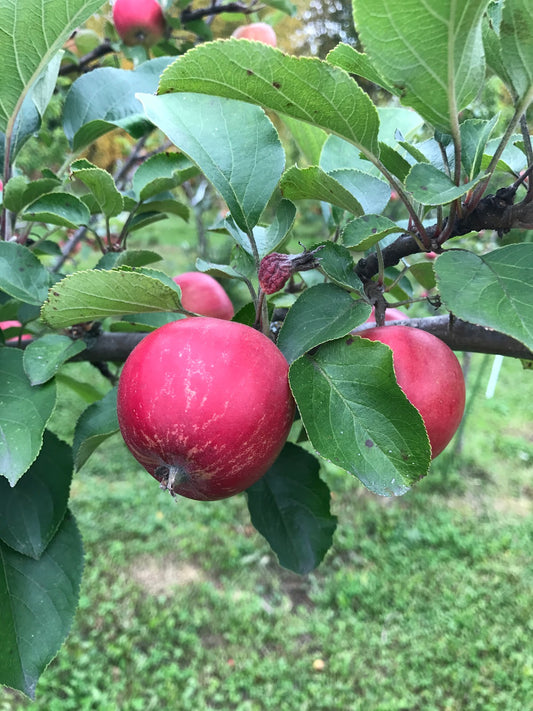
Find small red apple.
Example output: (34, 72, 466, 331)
(173, 272, 234, 320)
(359, 326, 465, 458)
(112, 0, 166, 47)
(425, 251, 438, 260)
(231, 22, 277, 47)
(0, 320, 32, 343)
(117, 317, 295, 500)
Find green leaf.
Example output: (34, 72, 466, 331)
(0, 349, 56, 486)
(63, 57, 175, 151)
(72, 388, 119, 471)
(277, 283, 370, 364)
(195, 258, 247, 281)
(405, 164, 484, 206)
(329, 169, 391, 214)
(460, 116, 499, 179)
(2, 176, 61, 215)
(139, 92, 284, 233)
(281, 116, 327, 165)
(409, 261, 437, 291)
(0, 0, 104, 133)
(280, 166, 364, 215)
(70, 159, 124, 218)
(315, 242, 364, 292)
(40, 268, 184, 329)
(0, 242, 51, 306)
(132, 153, 198, 201)
(134, 198, 189, 222)
(289, 337, 431, 496)
(22, 192, 91, 229)
(0, 431, 72, 558)
(342, 214, 403, 250)
(157, 39, 380, 157)
(498, 0, 533, 99)
(246, 442, 337, 574)
(23, 335, 86, 386)
(327, 43, 396, 93)
(96, 249, 163, 270)
(0, 511, 83, 699)
(352, 0, 491, 133)
(435, 246, 533, 350)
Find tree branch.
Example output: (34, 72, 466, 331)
(355, 185, 533, 282)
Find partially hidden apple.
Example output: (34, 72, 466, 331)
(359, 326, 465, 458)
(173, 271, 234, 320)
(112, 0, 166, 47)
(117, 317, 295, 500)
(0, 320, 32, 343)
(231, 22, 277, 47)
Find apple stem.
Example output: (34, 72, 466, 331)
(154, 465, 189, 497)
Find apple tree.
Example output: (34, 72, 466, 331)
(1, 0, 532, 698)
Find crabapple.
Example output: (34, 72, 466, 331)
(112, 0, 166, 47)
(359, 326, 465, 458)
(117, 317, 295, 500)
(173, 271, 234, 320)
(231, 22, 277, 47)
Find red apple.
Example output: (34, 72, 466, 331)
(112, 0, 166, 47)
(425, 251, 438, 260)
(359, 326, 465, 458)
(0, 320, 32, 343)
(173, 272, 234, 320)
(231, 22, 277, 47)
(117, 317, 295, 500)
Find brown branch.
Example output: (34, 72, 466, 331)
(181, 2, 263, 23)
(356, 184, 533, 282)
(59, 39, 115, 76)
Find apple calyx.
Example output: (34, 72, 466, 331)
(258, 246, 324, 294)
(154, 464, 189, 496)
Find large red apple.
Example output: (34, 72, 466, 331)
(117, 317, 295, 500)
(112, 0, 166, 47)
(359, 326, 465, 458)
(173, 272, 234, 320)
(231, 22, 277, 47)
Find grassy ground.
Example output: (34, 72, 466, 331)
(2, 217, 533, 710)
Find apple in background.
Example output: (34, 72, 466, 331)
(359, 326, 465, 458)
(173, 271, 234, 320)
(425, 251, 438, 260)
(112, 0, 166, 47)
(0, 320, 32, 343)
(231, 22, 277, 47)
(117, 318, 295, 500)
(0, 178, 3, 191)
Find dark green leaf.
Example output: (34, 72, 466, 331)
(435, 246, 533, 350)
(23, 335, 86, 386)
(22, 192, 91, 229)
(280, 166, 364, 215)
(0, 431, 72, 558)
(72, 388, 119, 471)
(0, 242, 51, 306)
(289, 336, 431, 495)
(277, 283, 370, 363)
(0, 511, 83, 699)
(246, 443, 337, 574)
(139, 92, 285, 233)
(0, 349, 56, 486)
(342, 214, 403, 250)
(315, 242, 364, 292)
(70, 159, 124, 218)
(405, 164, 483, 206)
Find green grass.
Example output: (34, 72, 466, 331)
(2, 353, 533, 711)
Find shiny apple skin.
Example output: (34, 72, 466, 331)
(0, 320, 32, 343)
(173, 272, 234, 320)
(231, 22, 277, 46)
(359, 326, 465, 458)
(117, 318, 295, 500)
(112, 0, 166, 46)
